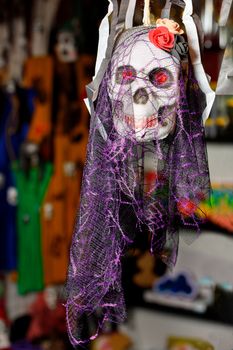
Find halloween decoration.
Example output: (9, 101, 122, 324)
(55, 29, 77, 63)
(65, 0, 215, 346)
(24, 0, 59, 144)
(12, 142, 53, 294)
(167, 336, 214, 350)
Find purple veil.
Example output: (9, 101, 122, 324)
(65, 25, 210, 347)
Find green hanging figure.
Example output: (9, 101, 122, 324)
(12, 142, 53, 294)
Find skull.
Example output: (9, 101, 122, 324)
(108, 28, 180, 142)
(55, 30, 77, 63)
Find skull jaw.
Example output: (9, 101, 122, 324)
(113, 105, 177, 142)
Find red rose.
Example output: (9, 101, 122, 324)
(177, 198, 197, 217)
(149, 26, 175, 52)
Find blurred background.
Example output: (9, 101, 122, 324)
(0, 0, 233, 349)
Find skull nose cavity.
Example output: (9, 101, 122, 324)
(133, 88, 149, 104)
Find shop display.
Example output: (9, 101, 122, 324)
(0, 0, 95, 291)
(0, 0, 233, 349)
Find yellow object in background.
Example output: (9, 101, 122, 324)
(215, 115, 229, 127)
(205, 115, 229, 128)
(227, 98, 233, 108)
(91, 332, 132, 350)
(167, 336, 214, 350)
(133, 251, 157, 288)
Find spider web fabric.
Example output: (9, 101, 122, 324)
(65, 26, 210, 347)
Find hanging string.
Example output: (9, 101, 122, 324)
(143, 0, 151, 26)
(182, 0, 215, 122)
(219, 0, 233, 27)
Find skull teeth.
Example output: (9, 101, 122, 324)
(124, 114, 158, 129)
(124, 115, 134, 127)
(146, 115, 158, 128)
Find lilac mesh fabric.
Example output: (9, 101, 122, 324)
(65, 26, 210, 346)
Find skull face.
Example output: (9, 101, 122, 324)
(55, 30, 77, 63)
(108, 28, 180, 142)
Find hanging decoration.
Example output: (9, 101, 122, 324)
(65, 0, 215, 346)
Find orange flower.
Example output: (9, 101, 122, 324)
(149, 26, 175, 52)
(156, 18, 184, 35)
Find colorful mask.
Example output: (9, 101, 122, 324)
(55, 30, 77, 63)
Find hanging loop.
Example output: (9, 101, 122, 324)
(182, 0, 215, 121)
(219, 0, 232, 27)
(161, 0, 172, 19)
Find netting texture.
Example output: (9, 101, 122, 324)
(65, 26, 210, 347)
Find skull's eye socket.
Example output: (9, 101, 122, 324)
(149, 68, 173, 88)
(116, 65, 136, 84)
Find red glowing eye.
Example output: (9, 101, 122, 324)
(149, 68, 172, 88)
(154, 71, 168, 85)
(117, 66, 136, 84)
(122, 70, 133, 79)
